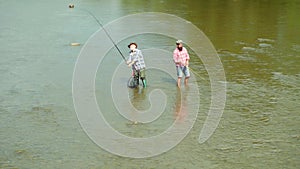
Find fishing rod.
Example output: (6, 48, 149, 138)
(69, 5, 207, 82)
(69, 4, 126, 61)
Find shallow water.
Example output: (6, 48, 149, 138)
(0, 0, 299, 168)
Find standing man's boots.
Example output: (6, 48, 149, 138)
(142, 79, 147, 88)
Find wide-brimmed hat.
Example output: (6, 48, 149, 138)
(128, 42, 137, 48)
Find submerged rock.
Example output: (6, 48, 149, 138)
(257, 38, 275, 43)
(69, 4, 75, 8)
(71, 43, 80, 46)
(242, 46, 256, 51)
(259, 43, 272, 48)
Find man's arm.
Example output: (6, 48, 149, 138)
(185, 48, 190, 66)
(173, 50, 181, 65)
(126, 55, 132, 65)
(185, 60, 189, 67)
(127, 54, 137, 67)
(128, 60, 135, 67)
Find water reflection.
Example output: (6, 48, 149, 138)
(128, 86, 148, 123)
(174, 88, 189, 123)
(1, 0, 299, 168)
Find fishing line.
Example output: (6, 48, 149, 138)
(70, 5, 126, 61)
(70, 5, 209, 83)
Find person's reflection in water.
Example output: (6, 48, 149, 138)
(174, 87, 189, 123)
(128, 87, 147, 125)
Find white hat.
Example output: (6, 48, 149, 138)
(176, 40, 183, 44)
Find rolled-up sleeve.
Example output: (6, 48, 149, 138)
(173, 50, 179, 63)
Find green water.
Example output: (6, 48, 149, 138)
(0, 0, 299, 168)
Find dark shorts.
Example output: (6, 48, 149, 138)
(133, 68, 146, 78)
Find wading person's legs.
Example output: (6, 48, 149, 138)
(177, 77, 182, 88)
(140, 69, 146, 88)
(184, 77, 189, 86)
(134, 70, 139, 86)
(183, 66, 190, 86)
(176, 66, 183, 88)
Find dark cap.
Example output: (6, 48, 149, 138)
(128, 42, 137, 48)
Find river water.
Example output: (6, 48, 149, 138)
(0, 0, 299, 168)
